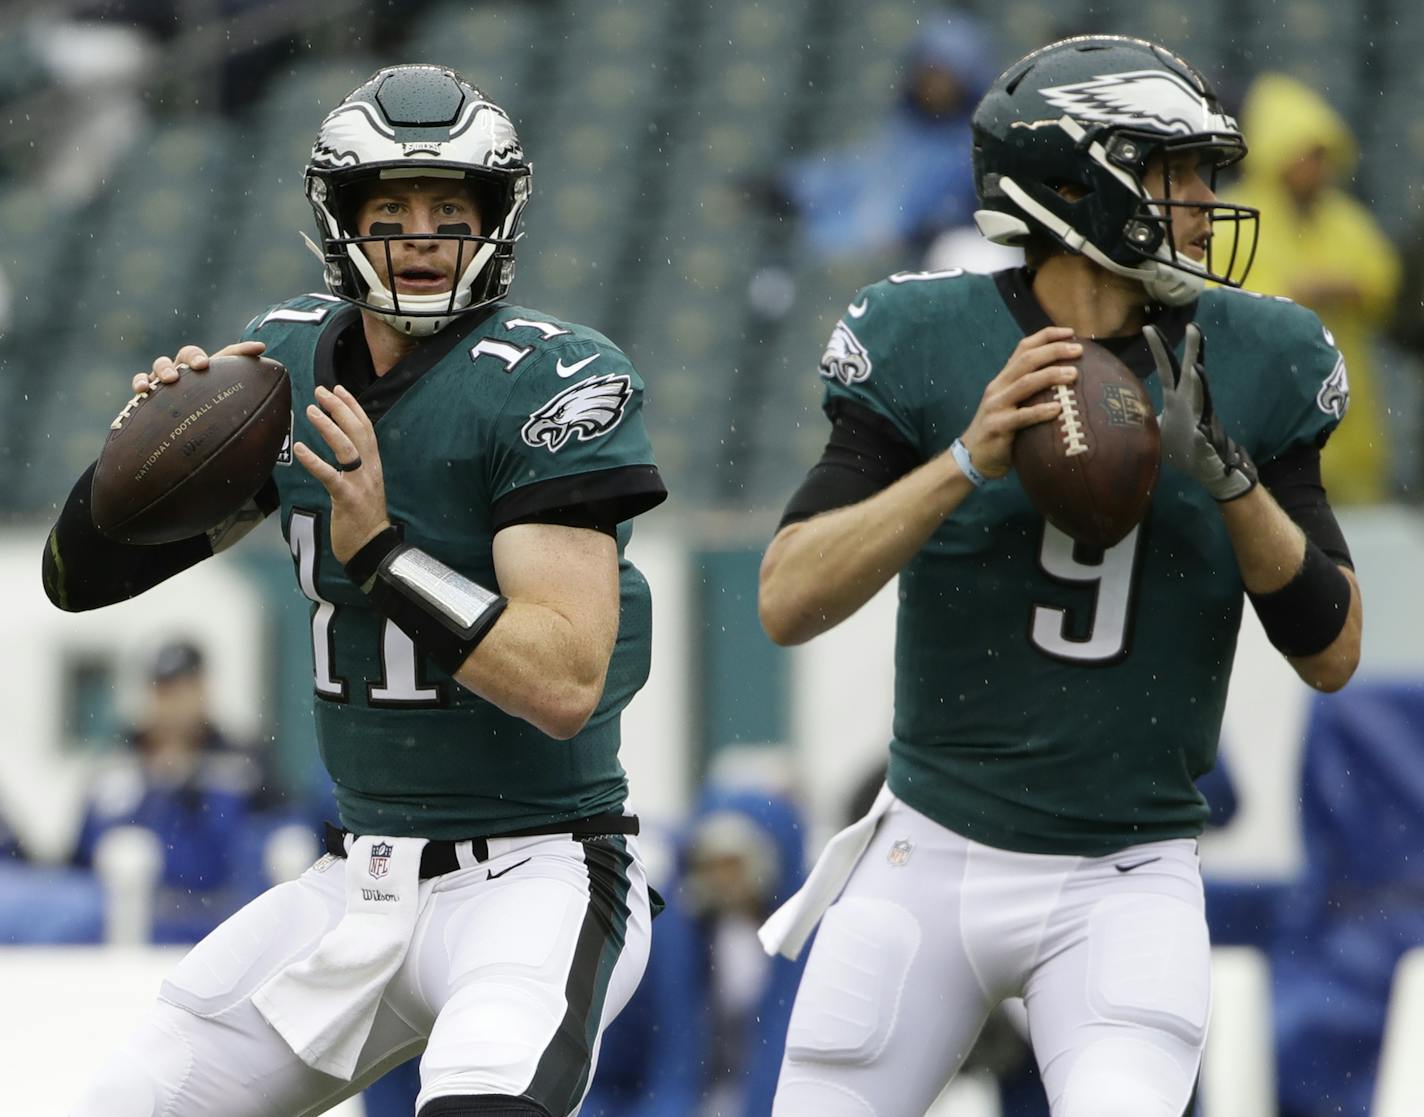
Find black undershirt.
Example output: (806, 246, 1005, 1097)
(778, 397, 1353, 568)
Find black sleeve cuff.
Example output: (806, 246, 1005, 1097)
(779, 399, 924, 530)
(43, 462, 213, 612)
(490, 465, 667, 533)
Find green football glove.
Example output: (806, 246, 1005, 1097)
(1143, 322, 1258, 502)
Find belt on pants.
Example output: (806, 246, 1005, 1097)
(322, 812, 640, 879)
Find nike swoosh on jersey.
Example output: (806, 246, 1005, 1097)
(847, 299, 869, 318)
(1114, 856, 1162, 873)
(487, 856, 531, 881)
(555, 354, 600, 378)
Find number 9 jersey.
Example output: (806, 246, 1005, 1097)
(248, 294, 666, 840)
(816, 267, 1345, 856)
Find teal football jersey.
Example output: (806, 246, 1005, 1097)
(816, 267, 1346, 855)
(246, 295, 666, 838)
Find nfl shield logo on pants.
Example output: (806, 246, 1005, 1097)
(368, 842, 393, 879)
(887, 839, 914, 867)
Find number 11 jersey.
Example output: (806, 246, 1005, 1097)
(816, 267, 1344, 856)
(248, 295, 666, 839)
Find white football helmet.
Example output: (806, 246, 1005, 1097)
(304, 65, 532, 336)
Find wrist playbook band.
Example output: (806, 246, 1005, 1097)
(344, 529, 507, 674)
(950, 438, 987, 488)
(1246, 538, 1352, 658)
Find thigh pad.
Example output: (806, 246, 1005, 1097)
(1086, 894, 1210, 1045)
(785, 897, 921, 1066)
(160, 872, 338, 1018)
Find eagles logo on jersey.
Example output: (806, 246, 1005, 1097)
(522, 374, 634, 452)
(819, 320, 873, 387)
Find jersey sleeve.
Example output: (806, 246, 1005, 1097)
(1256, 302, 1349, 463)
(816, 281, 925, 450)
(486, 335, 667, 529)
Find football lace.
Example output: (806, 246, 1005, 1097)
(1054, 383, 1089, 457)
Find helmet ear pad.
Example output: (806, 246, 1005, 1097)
(983, 164, 1167, 268)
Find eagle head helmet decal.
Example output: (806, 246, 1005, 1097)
(521, 374, 633, 453)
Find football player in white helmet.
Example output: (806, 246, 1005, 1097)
(51, 64, 667, 1117)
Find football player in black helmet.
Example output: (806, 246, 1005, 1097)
(52, 64, 666, 1117)
(758, 36, 1360, 1117)
(971, 35, 1258, 306)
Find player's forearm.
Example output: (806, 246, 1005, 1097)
(1219, 486, 1361, 691)
(453, 600, 612, 740)
(1218, 486, 1305, 593)
(759, 450, 974, 645)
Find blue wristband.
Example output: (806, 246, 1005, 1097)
(950, 438, 987, 488)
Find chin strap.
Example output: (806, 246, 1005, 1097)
(988, 177, 1203, 306)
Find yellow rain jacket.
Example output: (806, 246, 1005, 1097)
(1226, 73, 1401, 504)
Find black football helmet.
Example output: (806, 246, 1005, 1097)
(972, 36, 1258, 305)
(304, 65, 532, 336)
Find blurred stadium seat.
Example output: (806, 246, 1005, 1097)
(1, 0, 1413, 519)
(11, 120, 239, 513)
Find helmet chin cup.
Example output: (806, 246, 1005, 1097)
(1140, 258, 1205, 306)
(373, 311, 451, 338)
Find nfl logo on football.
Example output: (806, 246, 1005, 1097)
(887, 839, 914, 867)
(368, 842, 393, 880)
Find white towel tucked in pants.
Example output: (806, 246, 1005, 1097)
(254, 834, 429, 1079)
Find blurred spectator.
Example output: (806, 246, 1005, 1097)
(1270, 683, 1424, 1117)
(581, 785, 808, 1117)
(1226, 72, 1402, 505)
(71, 640, 261, 943)
(773, 10, 1000, 263)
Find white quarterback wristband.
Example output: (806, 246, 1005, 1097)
(950, 437, 987, 487)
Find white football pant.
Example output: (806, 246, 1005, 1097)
(773, 795, 1209, 1117)
(71, 831, 652, 1117)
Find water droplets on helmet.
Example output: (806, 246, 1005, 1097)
(304, 64, 533, 336)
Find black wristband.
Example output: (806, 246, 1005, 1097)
(343, 526, 402, 590)
(366, 544, 508, 675)
(1246, 538, 1352, 658)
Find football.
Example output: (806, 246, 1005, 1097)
(91, 355, 291, 544)
(1012, 339, 1159, 549)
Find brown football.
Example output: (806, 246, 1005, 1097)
(1012, 339, 1159, 549)
(91, 355, 291, 544)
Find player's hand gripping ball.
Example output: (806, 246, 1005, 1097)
(91, 351, 290, 544)
(1012, 338, 1160, 548)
